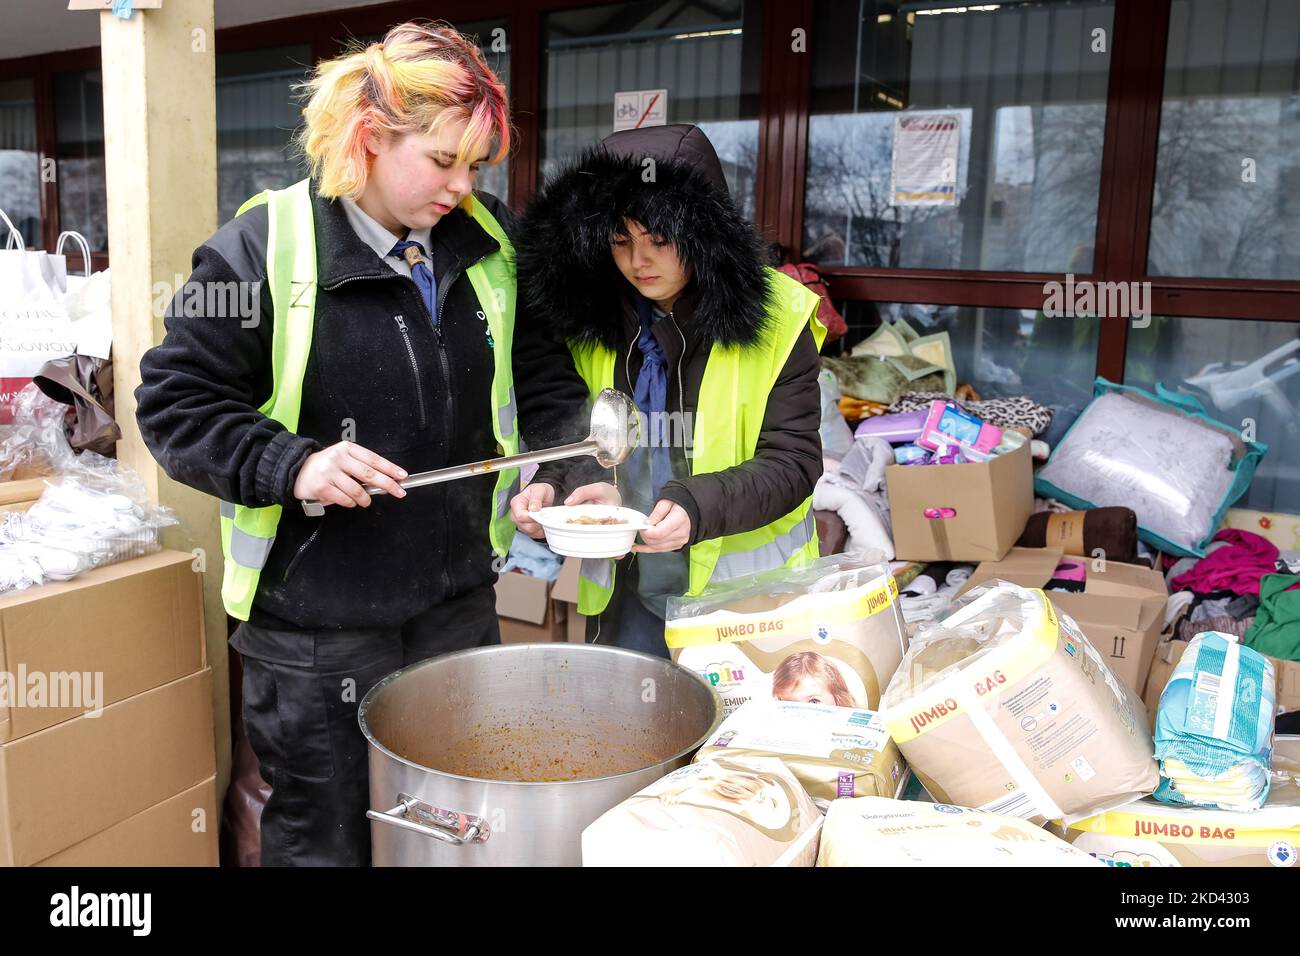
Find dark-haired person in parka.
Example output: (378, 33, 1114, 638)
(513, 124, 826, 657)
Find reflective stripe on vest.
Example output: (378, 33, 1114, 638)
(218, 180, 520, 620)
(570, 267, 826, 617)
(711, 509, 817, 581)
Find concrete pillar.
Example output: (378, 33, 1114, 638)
(96, 1, 229, 800)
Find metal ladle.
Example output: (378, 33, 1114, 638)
(301, 388, 640, 516)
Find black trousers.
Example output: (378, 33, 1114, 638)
(231, 584, 499, 867)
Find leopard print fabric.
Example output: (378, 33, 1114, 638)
(887, 391, 1054, 437)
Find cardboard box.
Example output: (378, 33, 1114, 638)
(550, 557, 588, 643)
(0, 477, 47, 517)
(494, 570, 567, 643)
(885, 440, 1032, 562)
(957, 547, 1167, 696)
(0, 667, 216, 867)
(0, 550, 206, 743)
(34, 776, 219, 867)
(1143, 633, 1300, 733)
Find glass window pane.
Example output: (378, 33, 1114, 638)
(54, 70, 107, 253)
(838, 301, 1100, 445)
(1148, 0, 1300, 280)
(805, 1, 1114, 271)
(541, 0, 761, 220)
(0, 79, 41, 249)
(1125, 317, 1300, 513)
(458, 18, 511, 204)
(217, 46, 312, 224)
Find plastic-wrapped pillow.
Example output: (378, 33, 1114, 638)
(1034, 378, 1267, 557)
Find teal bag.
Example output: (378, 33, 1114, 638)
(1034, 378, 1268, 558)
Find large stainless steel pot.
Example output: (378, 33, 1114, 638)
(360, 642, 723, 866)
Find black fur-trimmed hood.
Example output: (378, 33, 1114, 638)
(516, 124, 772, 351)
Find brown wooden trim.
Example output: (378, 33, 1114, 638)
(1094, 306, 1129, 381)
(786, 4, 812, 259)
(1148, 286, 1300, 322)
(0, 46, 99, 81)
(1090, 0, 1171, 382)
(754, 4, 781, 243)
(34, 68, 58, 254)
(825, 272, 1064, 310)
(507, 9, 541, 211)
(1094, 0, 1166, 282)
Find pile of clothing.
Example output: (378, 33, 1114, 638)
(1164, 528, 1300, 662)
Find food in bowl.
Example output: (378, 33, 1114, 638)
(530, 504, 649, 558)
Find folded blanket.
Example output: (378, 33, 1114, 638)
(1154, 632, 1276, 811)
(822, 356, 950, 406)
(1016, 507, 1138, 564)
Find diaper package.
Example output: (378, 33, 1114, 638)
(665, 554, 906, 716)
(1154, 631, 1277, 811)
(693, 698, 907, 807)
(879, 581, 1158, 824)
(581, 755, 823, 867)
(817, 797, 1103, 867)
(1061, 736, 1299, 867)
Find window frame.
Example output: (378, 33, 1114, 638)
(785, 0, 1300, 388)
(0, 0, 1295, 387)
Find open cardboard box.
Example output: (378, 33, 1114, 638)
(885, 440, 1033, 562)
(0, 550, 206, 743)
(550, 557, 587, 643)
(957, 547, 1168, 696)
(494, 568, 567, 643)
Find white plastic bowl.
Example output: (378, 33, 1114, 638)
(530, 505, 649, 558)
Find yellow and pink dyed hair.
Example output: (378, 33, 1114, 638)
(297, 20, 511, 200)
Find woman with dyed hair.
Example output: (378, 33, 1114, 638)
(136, 22, 600, 865)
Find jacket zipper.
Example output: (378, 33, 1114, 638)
(392, 313, 428, 430)
(282, 526, 321, 583)
(427, 249, 491, 600)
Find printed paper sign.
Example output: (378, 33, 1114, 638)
(891, 113, 961, 207)
(614, 89, 668, 132)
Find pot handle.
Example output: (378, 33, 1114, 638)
(366, 792, 491, 846)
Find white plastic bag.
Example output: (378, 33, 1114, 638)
(0, 453, 177, 593)
(0, 383, 78, 480)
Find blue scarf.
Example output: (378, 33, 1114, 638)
(631, 294, 673, 501)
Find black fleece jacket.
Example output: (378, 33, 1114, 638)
(135, 185, 600, 629)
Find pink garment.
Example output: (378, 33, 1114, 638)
(1170, 529, 1280, 596)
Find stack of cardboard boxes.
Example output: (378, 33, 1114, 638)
(0, 550, 217, 866)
